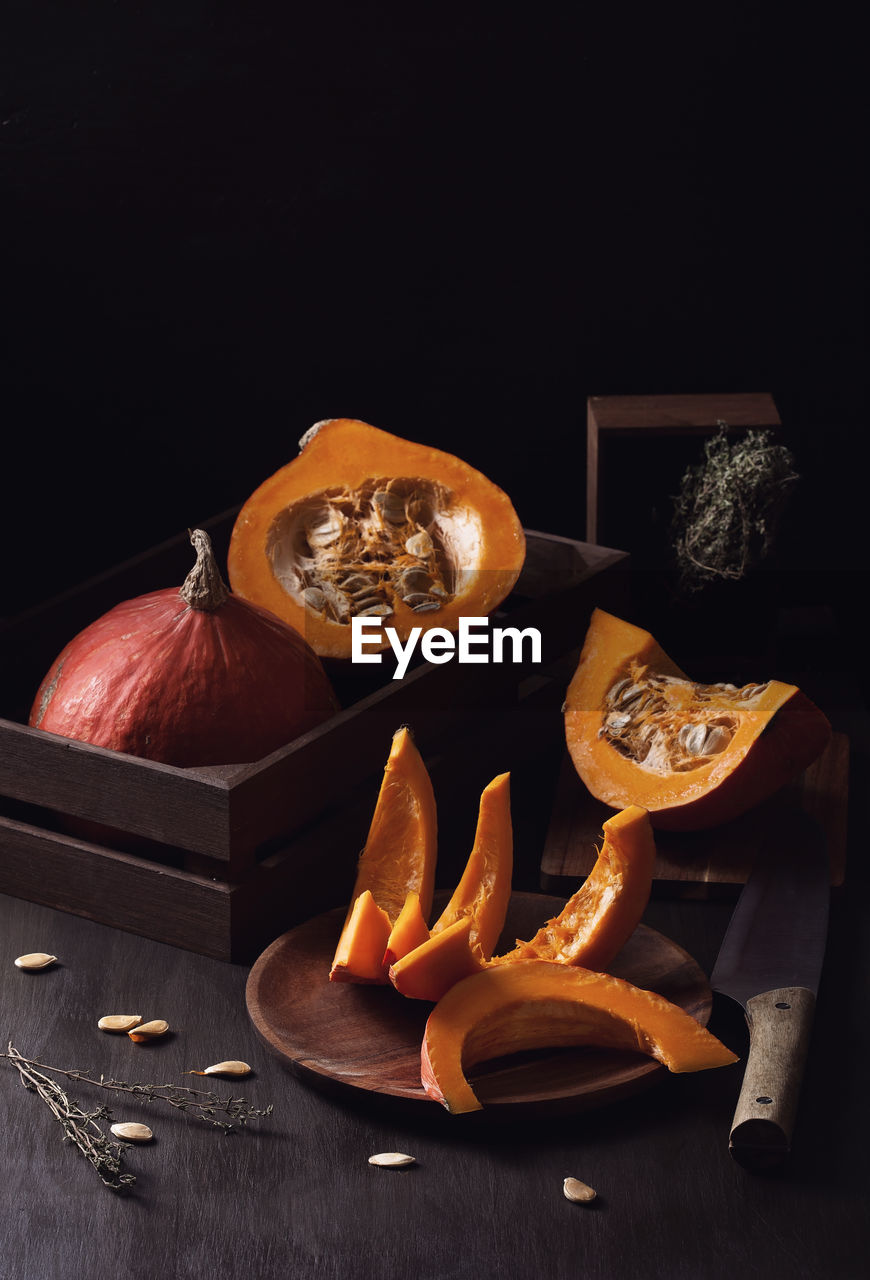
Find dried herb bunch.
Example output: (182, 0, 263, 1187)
(4, 1045, 136, 1192)
(670, 425, 798, 593)
(2, 1043, 274, 1194)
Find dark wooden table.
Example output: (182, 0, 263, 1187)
(2, 729, 868, 1280)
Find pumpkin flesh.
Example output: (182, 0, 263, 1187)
(564, 609, 832, 830)
(388, 772, 512, 1001)
(492, 804, 656, 972)
(420, 961, 739, 1114)
(329, 726, 437, 983)
(227, 418, 526, 659)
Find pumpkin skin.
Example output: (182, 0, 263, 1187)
(329, 726, 437, 983)
(29, 530, 339, 768)
(564, 609, 832, 831)
(227, 418, 527, 659)
(420, 961, 739, 1114)
(492, 804, 656, 972)
(388, 772, 513, 1001)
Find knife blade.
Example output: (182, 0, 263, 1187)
(710, 805, 829, 1170)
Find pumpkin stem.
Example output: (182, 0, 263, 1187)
(180, 529, 229, 611)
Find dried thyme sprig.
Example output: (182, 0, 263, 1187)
(670, 425, 799, 593)
(4, 1044, 136, 1193)
(2, 1044, 273, 1133)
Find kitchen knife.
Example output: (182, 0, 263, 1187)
(710, 806, 829, 1171)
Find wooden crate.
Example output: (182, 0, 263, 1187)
(0, 511, 628, 960)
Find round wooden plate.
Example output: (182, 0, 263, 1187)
(245, 892, 714, 1114)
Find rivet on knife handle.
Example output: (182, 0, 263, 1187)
(729, 986, 816, 1171)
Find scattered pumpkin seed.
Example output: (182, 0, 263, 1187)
(128, 1019, 169, 1043)
(111, 1122, 153, 1143)
(98, 1015, 144, 1033)
(187, 1060, 252, 1078)
(563, 1177, 597, 1203)
(368, 1152, 416, 1168)
(14, 953, 57, 971)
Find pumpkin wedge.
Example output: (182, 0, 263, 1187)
(227, 417, 526, 659)
(492, 804, 656, 972)
(389, 772, 513, 1001)
(564, 609, 831, 831)
(383, 891, 430, 968)
(329, 727, 437, 983)
(421, 961, 739, 1114)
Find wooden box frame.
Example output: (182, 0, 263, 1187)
(585, 392, 782, 545)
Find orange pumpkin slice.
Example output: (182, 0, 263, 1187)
(227, 417, 526, 660)
(564, 608, 831, 831)
(420, 961, 739, 1114)
(383, 891, 430, 968)
(493, 804, 656, 972)
(329, 727, 437, 983)
(389, 772, 513, 1001)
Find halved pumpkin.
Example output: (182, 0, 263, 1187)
(420, 961, 739, 1114)
(389, 772, 513, 1001)
(329, 726, 437, 983)
(492, 804, 656, 972)
(564, 609, 832, 831)
(227, 418, 527, 659)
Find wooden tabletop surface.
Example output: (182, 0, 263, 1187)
(2, 757, 868, 1280)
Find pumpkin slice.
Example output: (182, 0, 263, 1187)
(329, 727, 437, 983)
(564, 608, 832, 831)
(328, 891, 392, 984)
(383, 891, 430, 968)
(389, 772, 513, 1001)
(227, 417, 526, 659)
(493, 804, 656, 972)
(420, 961, 739, 1114)
(388, 916, 484, 1002)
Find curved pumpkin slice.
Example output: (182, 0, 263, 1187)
(564, 608, 831, 831)
(383, 891, 430, 968)
(389, 772, 513, 1001)
(420, 961, 739, 1114)
(493, 805, 656, 972)
(329, 727, 437, 983)
(227, 417, 526, 660)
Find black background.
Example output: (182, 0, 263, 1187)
(2, 4, 864, 635)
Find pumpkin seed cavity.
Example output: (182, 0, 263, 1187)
(266, 478, 479, 624)
(598, 673, 771, 774)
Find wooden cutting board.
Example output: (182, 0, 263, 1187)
(540, 732, 849, 895)
(245, 892, 717, 1115)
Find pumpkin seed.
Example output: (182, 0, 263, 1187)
(128, 1019, 169, 1043)
(98, 1015, 144, 1033)
(607, 677, 631, 704)
(682, 723, 710, 756)
(563, 1177, 596, 1203)
(188, 1060, 252, 1078)
(302, 586, 327, 611)
(111, 1122, 153, 1143)
(357, 603, 394, 617)
(368, 1152, 416, 1168)
(703, 725, 732, 753)
(14, 953, 57, 971)
(405, 530, 433, 558)
(372, 490, 406, 523)
(412, 601, 442, 613)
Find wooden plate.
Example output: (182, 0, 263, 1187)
(245, 892, 714, 1114)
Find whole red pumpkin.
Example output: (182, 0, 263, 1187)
(29, 529, 339, 767)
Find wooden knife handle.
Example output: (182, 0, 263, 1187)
(729, 986, 816, 1171)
